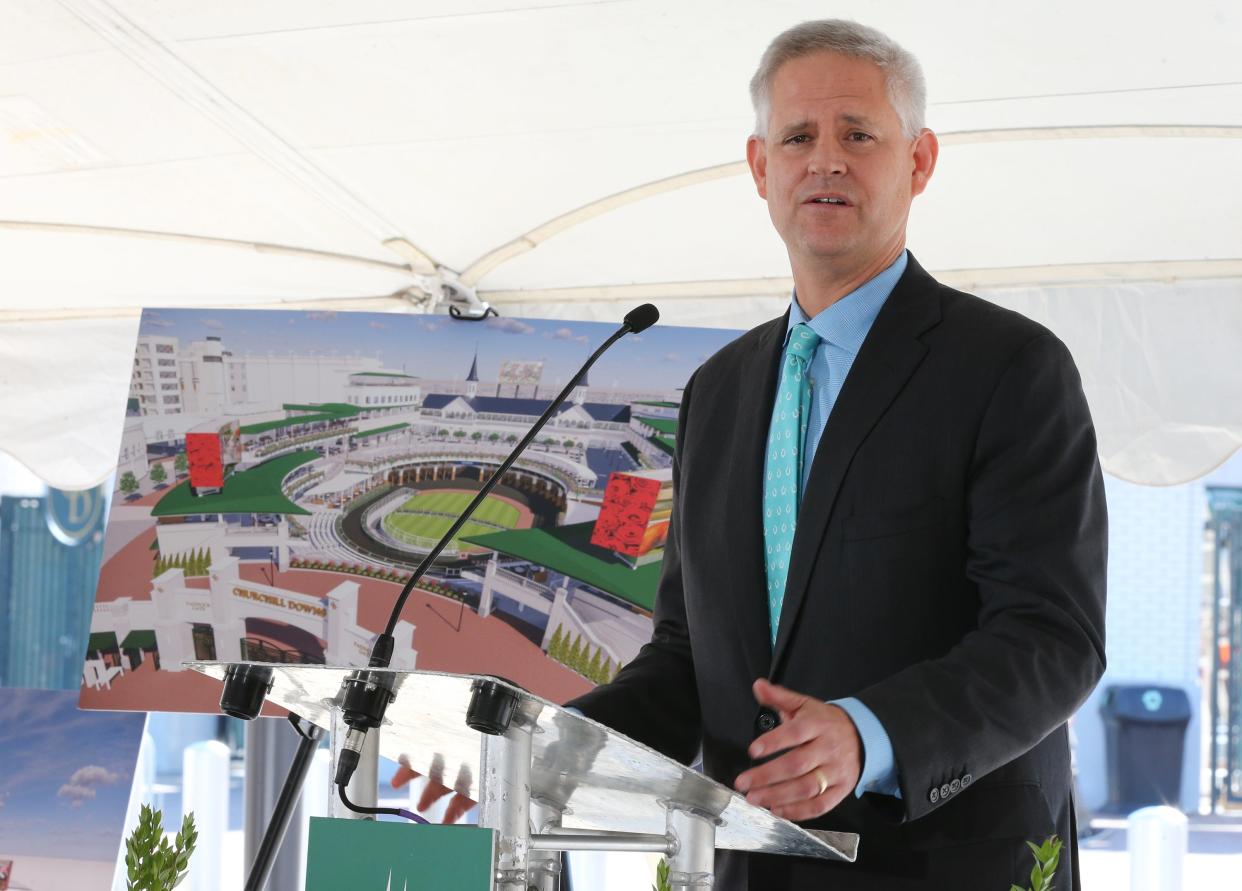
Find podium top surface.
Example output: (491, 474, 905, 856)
(189, 662, 857, 862)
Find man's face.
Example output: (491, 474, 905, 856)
(746, 51, 936, 274)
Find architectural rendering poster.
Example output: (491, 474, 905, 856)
(82, 308, 739, 715)
(0, 687, 145, 888)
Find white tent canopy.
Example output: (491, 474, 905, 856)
(2, 0, 1240, 488)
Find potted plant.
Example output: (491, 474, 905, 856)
(123, 804, 197, 891)
(1011, 836, 1061, 891)
(653, 857, 671, 891)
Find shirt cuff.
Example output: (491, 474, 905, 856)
(831, 697, 903, 799)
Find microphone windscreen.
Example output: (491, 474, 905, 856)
(623, 303, 660, 334)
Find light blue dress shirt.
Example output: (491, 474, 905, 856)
(776, 250, 907, 800)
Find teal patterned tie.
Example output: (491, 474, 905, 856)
(763, 322, 820, 646)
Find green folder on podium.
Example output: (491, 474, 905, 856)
(306, 820, 494, 890)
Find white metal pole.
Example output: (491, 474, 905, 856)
(1128, 805, 1187, 891)
(182, 739, 229, 891)
(665, 807, 716, 890)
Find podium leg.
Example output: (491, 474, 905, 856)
(477, 714, 534, 889)
(528, 800, 563, 891)
(666, 807, 716, 889)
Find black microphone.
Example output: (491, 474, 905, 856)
(623, 303, 659, 334)
(333, 304, 660, 792)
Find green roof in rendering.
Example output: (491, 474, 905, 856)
(354, 423, 409, 439)
(462, 522, 660, 612)
(87, 631, 119, 653)
(151, 451, 317, 517)
(240, 412, 344, 434)
(634, 415, 677, 435)
(633, 401, 679, 408)
(120, 629, 157, 649)
(283, 402, 361, 417)
(353, 371, 417, 379)
(647, 435, 675, 456)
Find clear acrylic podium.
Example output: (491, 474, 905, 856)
(190, 662, 858, 889)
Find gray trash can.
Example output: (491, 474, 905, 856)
(1100, 685, 1191, 812)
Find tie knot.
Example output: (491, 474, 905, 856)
(785, 323, 819, 363)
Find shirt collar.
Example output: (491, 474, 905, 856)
(786, 250, 908, 355)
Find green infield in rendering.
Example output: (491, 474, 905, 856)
(383, 489, 524, 552)
(393, 491, 521, 527)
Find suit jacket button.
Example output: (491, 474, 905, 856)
(929, 787, 939, 803)
(755, 708, 779, 735)
(940, 783, 951, 800)
(962, 773, 972, 787)
(950, 779, 961, 794)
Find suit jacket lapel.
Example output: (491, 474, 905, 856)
(771, 256, 943, 674)
(724, 312, 787, 682)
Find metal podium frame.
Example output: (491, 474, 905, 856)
(191, 662, 858, 890)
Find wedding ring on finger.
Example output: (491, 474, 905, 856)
(813, 769, 829, 797)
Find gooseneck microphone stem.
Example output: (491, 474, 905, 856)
(374, 311, 650, 652)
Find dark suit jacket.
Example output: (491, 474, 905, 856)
(569, 255, 1107, 890)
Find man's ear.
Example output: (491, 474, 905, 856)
(910, 128, 939, 198)
(746, 135, 768, 200)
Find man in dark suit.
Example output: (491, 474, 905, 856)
(569, 19, 1106, 890)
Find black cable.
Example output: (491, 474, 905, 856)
(337, 781, 428, 824)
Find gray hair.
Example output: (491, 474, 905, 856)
(749, 19, 926, 140)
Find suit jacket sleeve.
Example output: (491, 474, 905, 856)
(856, 332, 1108, 822)
(564, 370, 703, 765)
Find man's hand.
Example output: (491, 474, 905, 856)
(733, 679, 862, 821)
